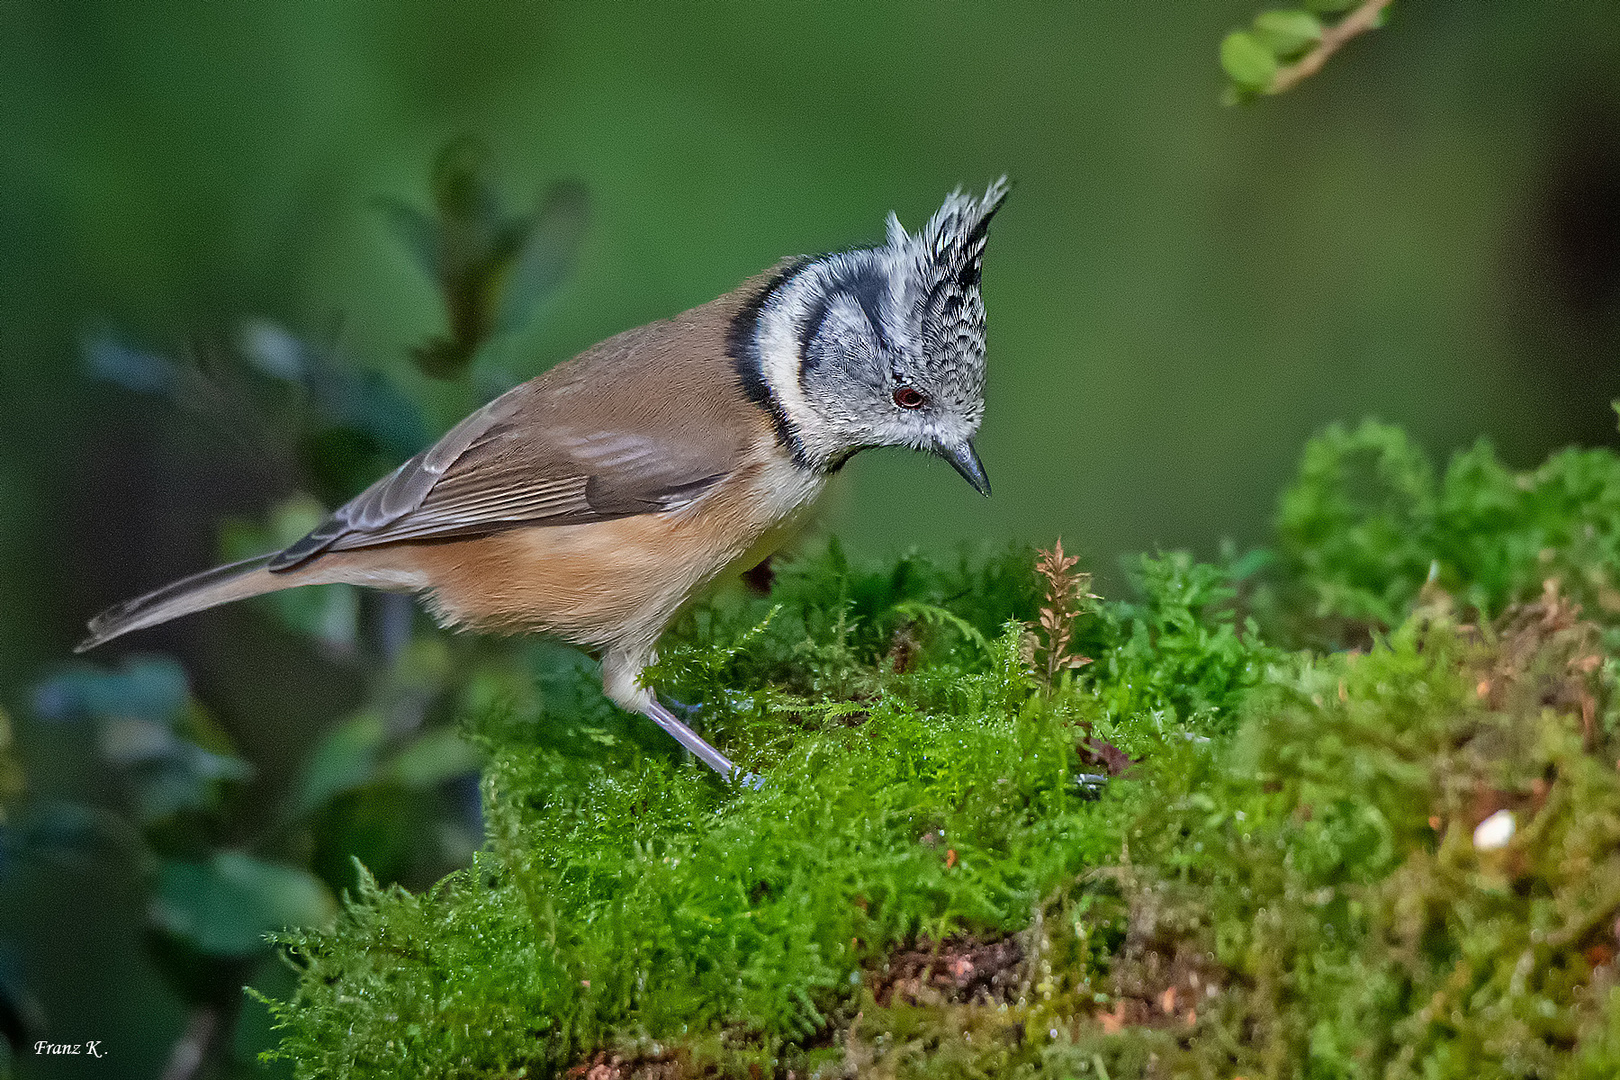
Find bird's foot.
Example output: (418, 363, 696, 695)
(1074, 772, 1109, 800)
(661, 696, 702, 719)
(731, 768, 767, 790)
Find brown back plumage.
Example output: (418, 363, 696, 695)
(273, 275, 780, 567)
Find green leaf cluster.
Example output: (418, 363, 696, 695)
(1221, 9, 1325, 92)
(386, 136, 588, 379)
(1220, 2, 1386, 102)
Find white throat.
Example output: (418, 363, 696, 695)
(752, 274, 828, 463)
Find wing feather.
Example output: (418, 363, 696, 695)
(268, 291, 767, 572)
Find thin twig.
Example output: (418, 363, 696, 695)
(1269, 0, 1393, 95)
(160, 1004, 218, 1080)
(160, 977, 248, 1080)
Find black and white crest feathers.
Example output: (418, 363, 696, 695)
(898, 175, 1010, 291)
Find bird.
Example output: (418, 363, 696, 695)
(78, 178, 1010, 784)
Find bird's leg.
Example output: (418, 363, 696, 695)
(640, 698, 763, 788)
(603, 646, 762, 788)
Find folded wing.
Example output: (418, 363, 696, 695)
(270, 319, 753, 571)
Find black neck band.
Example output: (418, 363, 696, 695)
(728, 258, 817, 471)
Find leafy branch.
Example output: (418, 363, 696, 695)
(1221, 0, 1394, 101)
(383, 137, 588, 379)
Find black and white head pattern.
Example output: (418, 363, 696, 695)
(736, 177, 1009, 473)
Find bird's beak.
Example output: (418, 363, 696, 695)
(936, 438, 991, 497)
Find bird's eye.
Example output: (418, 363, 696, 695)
(893, 386, 926, 409)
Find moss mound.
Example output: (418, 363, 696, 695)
(259, 420, 1620, 1078)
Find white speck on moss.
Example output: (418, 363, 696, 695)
(1474, 809, 1515, 850)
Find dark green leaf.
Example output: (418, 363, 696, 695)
(493, 180, 588, 334)
(33, 657, 190, 725)
(128, 762, 226, 822)
(82, 334, 180, 396)
(288, 712, 387, 822)
(431, 136, 501, 226)
(319, 367, 430, 459)
(96, 715, 252, 821)
(14, 802, 105, 861)
(410, 336, 478, 380)
(378, 197, 441, 283)
(152, 853, 336, 957)
(383, 727, 482, 789)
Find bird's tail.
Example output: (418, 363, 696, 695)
(76, 554, 288, 653)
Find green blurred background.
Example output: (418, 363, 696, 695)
(1, 1, 1617, 1076)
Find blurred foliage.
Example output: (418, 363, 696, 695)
(5, 139, 588, 1077)
(84, 324, 428, 511)
(1278, 417, 1620, 642)
(256, 416, 1620, 1077)
(19, 647, 479, 993)
(1221, 0, 1392, 101)
(25, 656, 329, 1013)
(13, 581, 492, 1074)
(386, 136, 587, 380)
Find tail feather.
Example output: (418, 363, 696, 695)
(76, 554, 286, 653)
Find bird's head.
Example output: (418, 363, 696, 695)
(734, 178, 1009, 495)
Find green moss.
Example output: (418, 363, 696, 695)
(260, 426, 1620, 1078)
(263, 612, 1114, 1074)
(1279, 419, 1620, 639)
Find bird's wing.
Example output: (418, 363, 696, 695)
(269, 312, 762, 571)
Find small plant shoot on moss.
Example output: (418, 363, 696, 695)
(1029, 539, 1096, 695)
